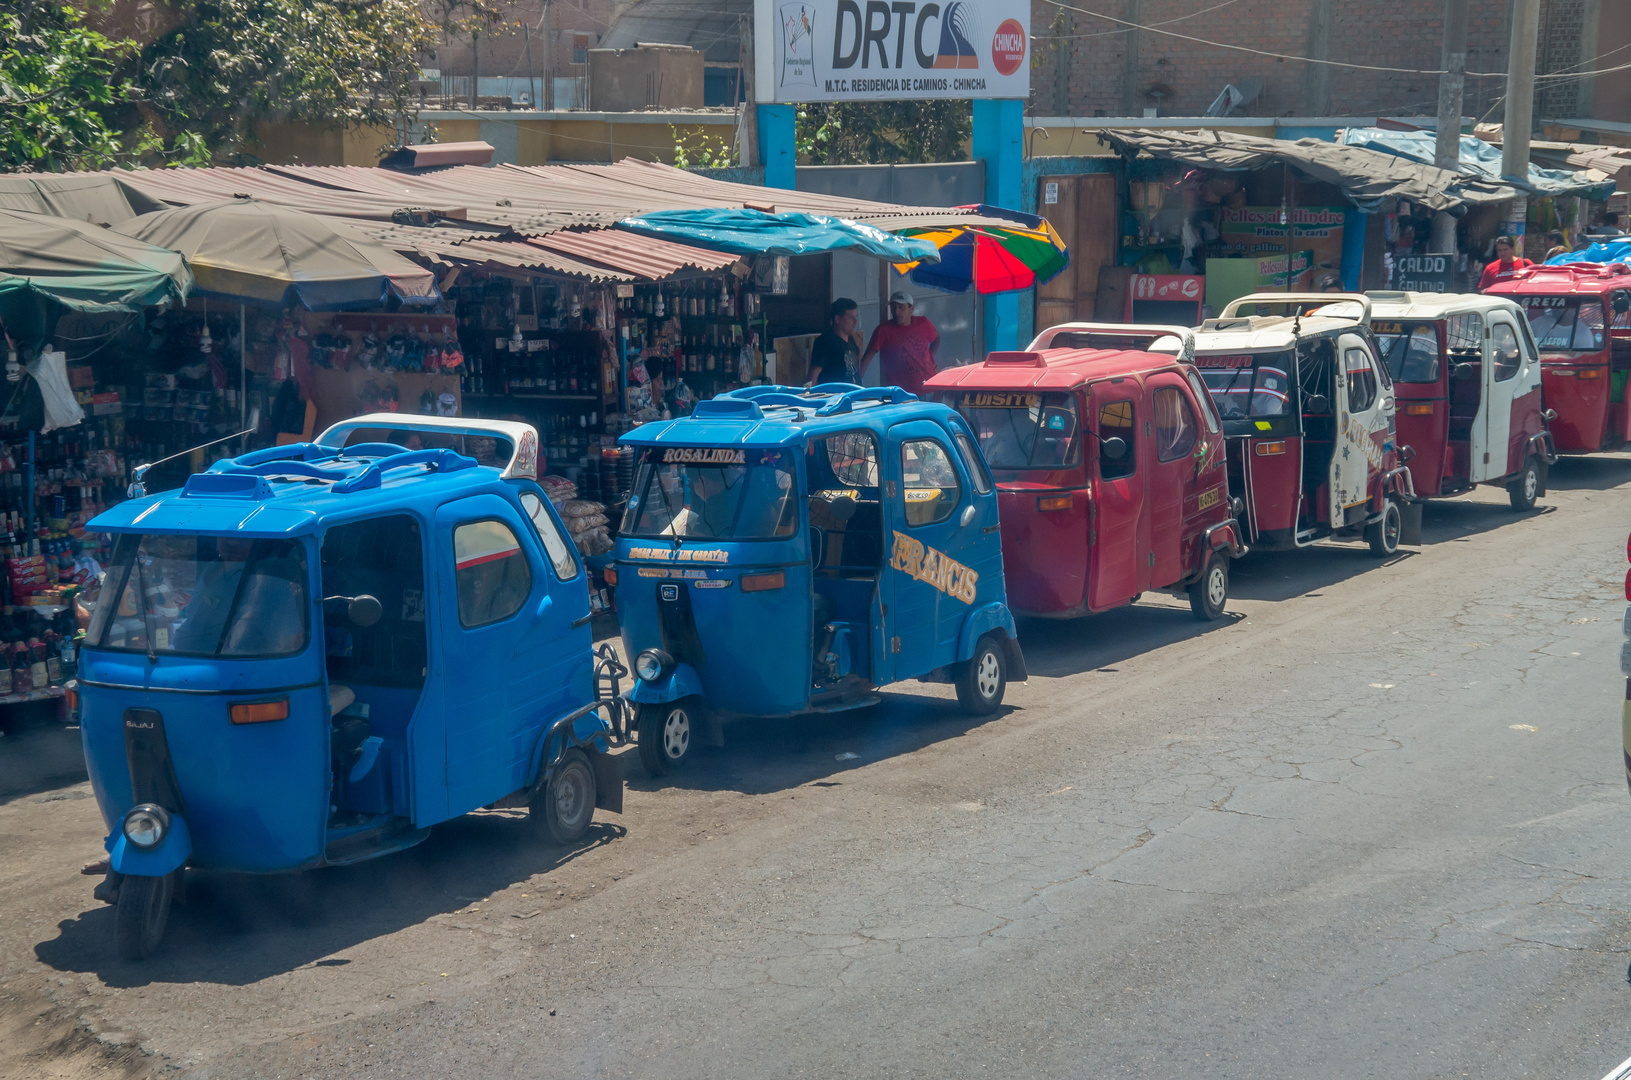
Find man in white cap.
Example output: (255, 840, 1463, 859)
(861, 290, 939, 395)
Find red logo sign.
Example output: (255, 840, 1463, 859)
(991, 18, 1025, 76)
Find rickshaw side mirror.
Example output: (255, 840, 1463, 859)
(1100, 436, 1128, 462)
(959, 504, 977, 528)
(1614, 292, 1630, 314)
(1453, 362, 1478, 382)
(324, 594, 383, 627)
(348, 595, 383, 627)
(1303, 393, 1330, 415)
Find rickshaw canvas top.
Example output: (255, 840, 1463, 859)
(1486, 261, 1631, 299)
(1192, 313, 1363, 354)
(1367, 292, 1527, 322)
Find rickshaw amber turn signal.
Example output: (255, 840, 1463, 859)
(1403, 403, 1435, 416)
(230, 698, 290, 725)
(1578, 368, 1604, 379)
(740, 571, 786, 593)
(1037, 494, 1073, 512)
(1254, 441, 1287, 456)
(603, 565, 618, 587)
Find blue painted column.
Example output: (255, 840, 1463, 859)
(1340, 209, 1367, 291)
(757, 104, 796, 190)
(973, 99, 1025, 353)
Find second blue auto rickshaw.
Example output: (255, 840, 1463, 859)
(78, 415, 627, 959)
(609, 385, 1026, 776)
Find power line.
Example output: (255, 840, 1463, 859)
(1033, 0, 1242, 41)
(1035, 0, 1631, 81)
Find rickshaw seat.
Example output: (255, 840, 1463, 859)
(328, 684, 356, 717)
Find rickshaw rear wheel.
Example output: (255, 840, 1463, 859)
(637, 701, 695, 776)
(1188, 550, 1230, 621)
(1507, 456, 1540, 511)
(1365, 499, 1402, 558)
(955, 633, 1008, 715)
(115, 871, 175, 961)
(535, 748, 596, 844)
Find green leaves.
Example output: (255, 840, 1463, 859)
(794, 101, 971, 167)
(0, 0, 435, 172)
(0, 3, 135, 171)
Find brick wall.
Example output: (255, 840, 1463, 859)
(1030, 0, 1521, 120)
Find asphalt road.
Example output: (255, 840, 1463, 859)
(4, 455, 1631, 1080)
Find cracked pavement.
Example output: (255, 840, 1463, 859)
(3, 454, 1631, 1079)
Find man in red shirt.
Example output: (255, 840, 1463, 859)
(1478, 236, 1533, 291)
(862, 291, 939, 395)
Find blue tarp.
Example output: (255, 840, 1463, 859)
(615, 209, 939, 264)
(1340, 128, 1616, 201)
(1547, 239, 1631, 265)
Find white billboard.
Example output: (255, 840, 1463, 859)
(754, 0, 1030, 103)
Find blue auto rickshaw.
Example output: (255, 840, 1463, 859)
(79, 415, 626, 959)
(612, 385, 1026, 776)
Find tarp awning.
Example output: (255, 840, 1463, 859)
(1339, 128, 1616, 200)
(616, 209, 940, 263)
(1096, 128, 1516, 212)
(0, 209, 192, 347)
(1547, 240, 1631, 266)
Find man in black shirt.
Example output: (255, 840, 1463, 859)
(807, 298, 862, 386)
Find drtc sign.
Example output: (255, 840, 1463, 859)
(755, 0, 1030, 103)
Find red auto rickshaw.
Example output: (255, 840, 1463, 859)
(1189, 294, 1417, 557)
(925, 324, 1245, 621)
(1484, 262, 1631, 453)
(1367, 291, 1555, 510)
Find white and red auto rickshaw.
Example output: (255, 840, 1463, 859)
(1367, 291, 1555, 510)
(1484, 262, 1631, 454)
(1189, 293, 1417, 557)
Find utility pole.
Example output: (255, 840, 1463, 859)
(542, 0, 554, 110)
(1430, 0, 1468, 256)
(1501, 0, 1541, 251)
(524, 23, 538, 111)
(470, 30, 480, 110)
(739, 13, 758, 167)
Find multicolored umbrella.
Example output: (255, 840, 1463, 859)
(894, 204, 1069, 295)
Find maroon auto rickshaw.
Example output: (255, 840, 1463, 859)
(925, 323, 1245, 621)
(1368, 291, 1554, 510)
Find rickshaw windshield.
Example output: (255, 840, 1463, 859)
(1373, 323, 1441, 383)
(1523, 297, 1606, 353)
(87, 533, 309, 658)
(951, 391, 1081, 469)
(1195, 352, 1295, 420)
(625, 447, 799, 540)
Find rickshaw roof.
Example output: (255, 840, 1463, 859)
(1191, 314, 1360, 353)
(1485, 262, 1631, 298)
(1365, 291, 1525, 320)
(923, 346, 1189, 392)
(618, 385, 964, 449)
(87, 426, 534, 538)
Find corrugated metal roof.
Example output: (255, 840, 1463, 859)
(84, 159, 1012, 282)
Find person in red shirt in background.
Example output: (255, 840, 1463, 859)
(862, 291, 940, 395)
(1478, 236, 1533, 291)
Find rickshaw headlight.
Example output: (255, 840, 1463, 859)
(122, 804, 170, 849)
(635, 649, 673, 683)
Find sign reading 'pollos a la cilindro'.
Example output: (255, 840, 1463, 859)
(754, 0, 1030, 103)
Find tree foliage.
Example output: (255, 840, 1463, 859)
(0, 0, 141, 171)
(0, 0, 437, 173)
(794, 101, 971, 166)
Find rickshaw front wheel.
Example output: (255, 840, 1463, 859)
(637, 702, 695, 776)
(115, 871, 175, 961)
(1188, 550, 1230, 621)
(955, 634, 1008, 715)
(1365, 498, 1402, 558)
(534, 748, 597, 844)
(1507, 456, 1540, 511)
